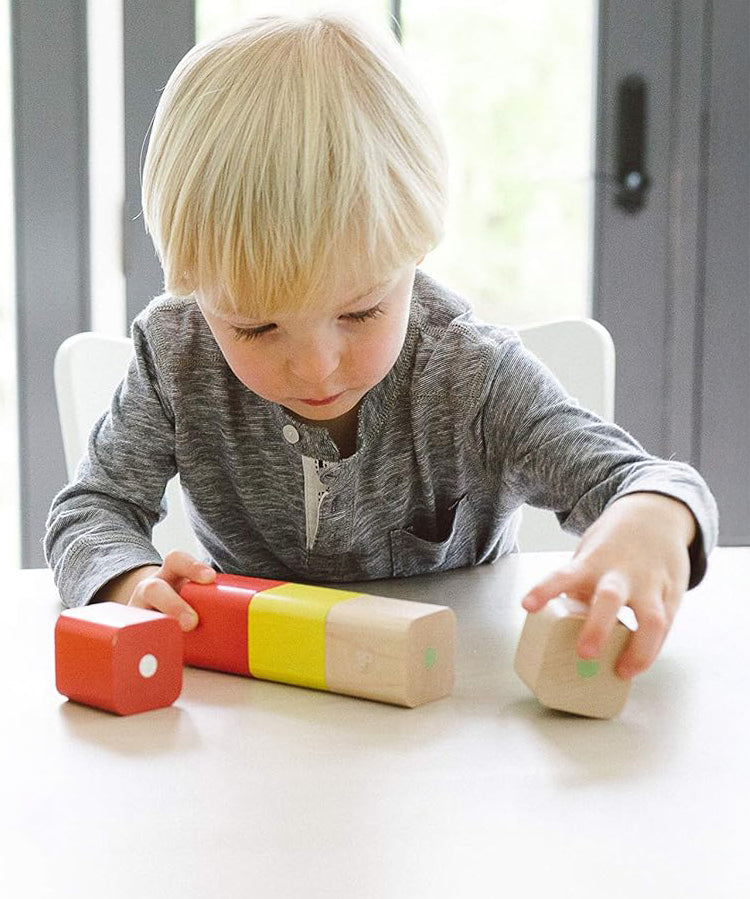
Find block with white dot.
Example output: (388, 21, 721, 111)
(514, 595, 634, 719)
(55, 602, 183, 715)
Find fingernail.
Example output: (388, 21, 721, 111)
(180, 612, 198, 631)
(198, 567, 215, 581)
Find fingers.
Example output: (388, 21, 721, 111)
(576, 571, 629, 660)
(574, 573, 672, 679)
(129, 550, 216, 632)
(129, 577, 199, 631)
(521, 564, 580, 613)
(157, 550, 216, 589)
(522, 563, 676, 680)
(615, 596, 670, 679)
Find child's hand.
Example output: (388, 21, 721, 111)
(520, 492, 696, 680)
(126, 551, 216, 631)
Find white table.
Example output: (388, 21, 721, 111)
(1, 549, 747, 898)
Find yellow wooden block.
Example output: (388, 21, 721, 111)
(248, 583, 361, 689)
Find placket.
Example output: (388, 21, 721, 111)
(306, 462, 354, 558)
(278, 417, 354, 565)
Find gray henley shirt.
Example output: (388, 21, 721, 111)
(45, 270, 719, 609)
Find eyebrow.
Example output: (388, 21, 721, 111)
(226, 280, 390, 327)
(346, 280, 388, 306)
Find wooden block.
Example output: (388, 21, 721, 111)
(514, 595, 633, 719)
(179, 574, 456, 707)
(248, 583, 362, 689)
(325, 594, 455, 708)
(55, 603, 183, 715)
(181, 575, 283, 674)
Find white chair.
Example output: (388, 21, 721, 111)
(53, 332, 201, 558)
(515, 318, 616, 551)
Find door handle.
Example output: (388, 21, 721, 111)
(615, 75, 650, 213)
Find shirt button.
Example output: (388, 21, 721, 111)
(282, 424, 300, 444)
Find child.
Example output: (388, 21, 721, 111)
(45, 12, 718, 682)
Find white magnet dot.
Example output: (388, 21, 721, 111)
(138, 653, 158, 678)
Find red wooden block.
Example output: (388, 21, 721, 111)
(55, 602, 183, 715)
(180, 574, 284, 674)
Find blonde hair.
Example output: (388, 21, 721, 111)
(141, 12, 448, 317)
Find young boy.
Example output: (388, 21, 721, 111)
(45, 12, 718, 682)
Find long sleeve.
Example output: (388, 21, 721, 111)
(475, 333, 719, 587)
(44, 318, 177, 608)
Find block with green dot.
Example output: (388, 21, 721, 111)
(324, 593, 455, 707)
(180, 575, 456, 708)
(514, 595, 634, 719)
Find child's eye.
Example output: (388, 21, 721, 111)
(230, 323, 276, 341)
(343, 303, 384, 323)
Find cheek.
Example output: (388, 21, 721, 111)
(383, 307, 411, 360)
(359, 317, 409, 379)
(221, 343, 279, 394)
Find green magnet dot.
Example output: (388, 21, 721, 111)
(576, 658, 600, 679)
(424, 647, 437, 670)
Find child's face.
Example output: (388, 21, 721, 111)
(197, 262, 417, 426)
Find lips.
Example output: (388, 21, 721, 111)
(299, 392, 344, 407)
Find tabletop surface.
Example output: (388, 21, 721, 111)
(1, 549, 747, 898)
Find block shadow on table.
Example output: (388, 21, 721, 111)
(57, 698, 201, 756)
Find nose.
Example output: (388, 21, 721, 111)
(287, 331, 341, 386)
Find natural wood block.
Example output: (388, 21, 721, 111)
(55, 602, 183, 715)
(325, 594, 455, 707)
(514, 595, 633, 719)
(179, 574, 456, 707)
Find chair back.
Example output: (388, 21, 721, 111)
(54, 332, 200, 557)
(516, 318, 616, 551)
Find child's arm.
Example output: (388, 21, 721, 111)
(469, 328, 717, 679)
(521, 491, 696, 679)
(46, 308, 184, 610)
(92, 551, 216, 631)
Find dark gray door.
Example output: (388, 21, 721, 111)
(593, 0, 749, 543)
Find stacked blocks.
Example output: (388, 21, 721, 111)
(55, 602, 183, 715)
(181, 574, 456, 707)
(514, 595, 634, 719)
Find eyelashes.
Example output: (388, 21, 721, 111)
(343, 303, 385, 324)
(230, 302, 385, 342)
(230, 323, 276, 342)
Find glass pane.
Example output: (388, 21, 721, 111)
(403, 0, 595, 326)
(88, 0, 126, 336)
(0, 0, 20, 567)
(197, 1, 391, 42)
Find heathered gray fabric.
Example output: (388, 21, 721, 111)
(45, 270, 719, 609)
